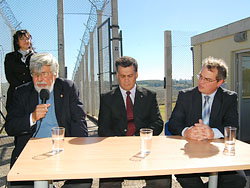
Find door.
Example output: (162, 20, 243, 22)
(236, 52, 250, 142)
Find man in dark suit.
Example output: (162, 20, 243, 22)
(98, 56, 171, 188)
(168, 56, 246, 188)
(5, 53, 92, 188)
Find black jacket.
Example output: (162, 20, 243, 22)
(98, 86, 163, 136)
(5, 78, 88, 167)
(168, 87, 238, 136)
(4, 51, 33, 111)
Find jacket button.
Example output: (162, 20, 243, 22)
(124, 129, 127, 132)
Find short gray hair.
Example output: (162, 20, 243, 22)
(30, 53, 59, 76)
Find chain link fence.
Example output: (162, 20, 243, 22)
(0, 0, 196, 123)
(171, 30, 196, 101)
(0, 0, 58, 127)
(72, 0, 114, 118)
(140, 31, 195, 103)
(0, 0, 114, 121)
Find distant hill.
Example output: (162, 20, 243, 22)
(137, 79, 192, 88)
(137, 79, 193, 105)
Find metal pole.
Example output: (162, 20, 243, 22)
(111, 0, 119, 85)
(97, 10, 104, 94)
(85, 45, 89, 114)
(81, 56, 86, 109)
(34, 180, 48, 188)
(208, 172, 218, 188)
(164, 31, 172, 122)
(79, 57, 84, 102)
(89, 32, 95, 116)
(57, 0, 65, 78)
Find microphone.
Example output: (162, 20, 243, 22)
(33, 89, 50, 138)
(40, 89, 50, 104)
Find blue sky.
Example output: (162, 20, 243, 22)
(118, 0, 250, 80)
(3, 0, 250, 80)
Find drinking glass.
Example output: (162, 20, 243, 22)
(223, 126, 237, 156)
(140, 128, 153, 156)
(51, 127, 65, 153)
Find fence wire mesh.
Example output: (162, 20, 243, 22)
(0, 0, 197, 122)
(0, 0, 58, 125)
(0, 0, 112, 119)
(71, 0, 112, 116)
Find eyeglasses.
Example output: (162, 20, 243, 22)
(31, 72, 53, 78)
(19, 36, 31, 41)
(197, 74, 217, 83)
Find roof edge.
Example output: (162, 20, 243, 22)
(191, 17, 250, 45)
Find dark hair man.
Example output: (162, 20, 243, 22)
(98, 56, 171, 188)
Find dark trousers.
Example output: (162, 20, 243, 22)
(61, 179, 92, 188)
(9, 179, 92, 188)
(176, 170, 246, 188)
(99, 175, 171, 188)
(9, 181, 33, 188)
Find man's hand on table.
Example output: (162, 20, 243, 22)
(184, 119, 214, 141)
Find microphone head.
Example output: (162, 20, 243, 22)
(40, 89, 50, 104)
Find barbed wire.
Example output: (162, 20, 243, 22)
(0, 0, 21, 31)
(72, 0, 111, 79)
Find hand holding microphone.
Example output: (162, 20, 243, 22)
(32, 89, 50, 137)
(32, 89, 50, 122)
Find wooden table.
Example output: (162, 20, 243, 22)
(7, 136, 250, 188)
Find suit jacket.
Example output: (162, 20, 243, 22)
(98, 86, 163, 136)
(4, 51, 33, 111)
(5, 78, 88, 167)
(168, 87, 239, 136)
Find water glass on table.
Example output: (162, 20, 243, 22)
(52, 127, 65, 153)
(140, 128, 153, 157)
(223, 126, 237, 156)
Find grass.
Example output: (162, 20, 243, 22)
(159, 103, 176, 123)
(159, 105, 166, 123)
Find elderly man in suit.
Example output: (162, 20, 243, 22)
(98, 56, 171, 188)
(168, 56, 246, 188)
(5, 53, 92, 188)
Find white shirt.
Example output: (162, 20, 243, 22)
(182, 89, 224, 138)
(119, 85, 136, 107)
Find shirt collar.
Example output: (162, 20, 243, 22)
(119, 84, 137, 104)
(119, 85, 136, 95)
(202, 89, 217, 100)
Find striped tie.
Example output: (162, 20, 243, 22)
(202, 96, 210, 125)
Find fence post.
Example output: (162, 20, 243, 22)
(57, 0, 65, 78)
(85, 45, 89, 114)
(111, 0, 119, 85)
(89, 32, 95, 116)
(164, 30, 172, 122)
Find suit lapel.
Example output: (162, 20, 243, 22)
(30, 85, 39, 111)
(53, 79, 63, 125)
(209, 88, 222, 126)
(192, 87, 202, 122)
(114, 87, 127, 120)
(134, 86, 144, 115)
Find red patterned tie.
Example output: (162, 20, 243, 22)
(126, 91, 136, 136)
